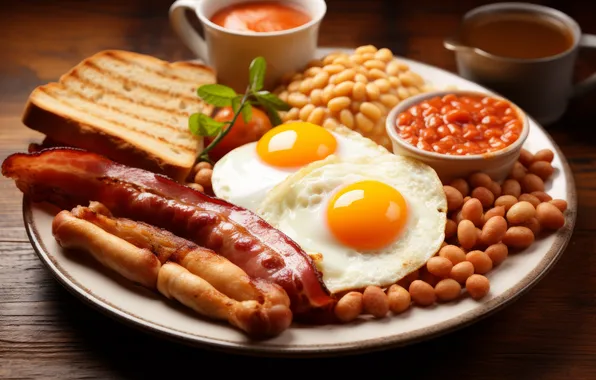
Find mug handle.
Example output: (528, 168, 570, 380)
(572, 34, 596, 98)
(169, 0, 209, 62)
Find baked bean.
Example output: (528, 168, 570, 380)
(449, 178, 470, 197)
(444, 185, 464, 211)
(484, 206, 505, 221)
(495, 195, 518, 211)
(445, 219, 457, 238)
(450, 261, 475, 284)
(323, 64, 345, 75)
(336, 68, 356, 83)
(529, 161, 554, 180)
(355, 112, 374, 132)
(409, 280, 436, 306)
(194, 168, 213, 188)
(327, 96, 351, 113)
(288, 92, 308, 108)
(502, 179, 521, 198)
(536, 202, 565, 230)
(193, 161, 212, 174)
(485, 243, 508, 266)
(186, 183, 204, 192)
(466, 274, 490, 300)
(299, 104, 315, 120)
(531, 191, 552, 202)
(466, 250, 493, 274)
(458, 220, 477, 249)
(387, 285, 411, 314)
(471, 186, 495, 208)
(439, 245, 466, 265)
(375, 48, 393, 62)
(488, 181, 502, 198)
(380, 93, 399, 108)
(502, 226, 535, 248)
(427, 256, 453, 278)
(334, 292, 363, 322)
(307, 107, 325, 125)
(360, 102, 382, 121)
(461, 198, 484, 226)
(521, 173, 545, 193)
(480, 216, 508, 246)
(469, 172, 492, 188)
(518, 193, 541, 208)
(351, 81, 366, 100)
(334, 81, 354, 97)
(362, 286, 389, 318)
(419, 268, 440, 287)
(518, 148, 534, 167)
(549, 199, 568, 212)
(533, 149, 554, 163)
(509, 161, 527, 181)
(435, 279, 462, 302)
(397, 269, 419, 288)
(339, 109, 354, 128)
(506, 201, 536, 225)
(365, 83, 380, 100)
(522, 217, 542, 237)
(312, 71, 330, 89)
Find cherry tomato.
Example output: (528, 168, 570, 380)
(206, 106, 272, 161)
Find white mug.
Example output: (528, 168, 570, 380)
(169, 0, 327, 92)
(444, 3, 596, 125)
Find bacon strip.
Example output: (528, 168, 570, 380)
(2, 148, 334, 318)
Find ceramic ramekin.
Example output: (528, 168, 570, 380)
(385, 89, 530, 183)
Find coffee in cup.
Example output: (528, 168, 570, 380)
(444, 2, 596, 125)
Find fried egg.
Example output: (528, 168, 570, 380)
(256, 154, 447, 294)
(211, 121, 388, 211)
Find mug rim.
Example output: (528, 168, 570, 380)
(453, 2, 582, 63)
(194, 0, 327, 37)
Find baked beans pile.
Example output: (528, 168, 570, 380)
(274, 45, 430, 149)
(333, 147, 567, 322)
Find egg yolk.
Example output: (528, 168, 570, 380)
(326, 180, 408, 250)
(256, 122, 337, 167)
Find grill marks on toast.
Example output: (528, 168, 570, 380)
(34, 85, 191, 159)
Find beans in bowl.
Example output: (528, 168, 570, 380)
(394, 93, 523, 155)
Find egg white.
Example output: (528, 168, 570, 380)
(256, 154, 447, 294)
(211, 125, 389, 211)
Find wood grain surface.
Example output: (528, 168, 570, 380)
(1, 0, 595, 378)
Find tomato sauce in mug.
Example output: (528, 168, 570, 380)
(395, 94, 523, 155)
(210, 2, 311, 33)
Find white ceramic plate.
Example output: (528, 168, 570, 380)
(23, 48, 577, 357)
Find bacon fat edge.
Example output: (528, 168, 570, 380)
(2, 148, 334, 318)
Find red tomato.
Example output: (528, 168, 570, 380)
(206, 106, 272, 161)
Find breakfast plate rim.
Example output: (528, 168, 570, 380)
(21, 49, 577, 358)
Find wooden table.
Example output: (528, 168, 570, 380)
(1, 1, 595, 378)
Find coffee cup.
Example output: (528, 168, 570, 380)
(444, 2, 596, 125)
(169, 0, 327, 92)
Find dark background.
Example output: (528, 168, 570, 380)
(0, 1, 595, 379)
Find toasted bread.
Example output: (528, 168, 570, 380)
(22, 50, 216, 182)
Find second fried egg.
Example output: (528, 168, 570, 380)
(256, 154, 447, 294)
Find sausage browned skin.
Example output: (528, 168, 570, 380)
(52, 210, 292, 338)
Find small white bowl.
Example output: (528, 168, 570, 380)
(385, 89, 530, 184)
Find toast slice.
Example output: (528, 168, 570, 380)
(22, 50, 216, 182)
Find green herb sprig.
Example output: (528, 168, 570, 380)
(189, 57, 290, 162)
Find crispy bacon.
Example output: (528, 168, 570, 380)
(2, 148, 334, 318)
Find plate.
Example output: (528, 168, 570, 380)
(23, 48, 577, 357)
